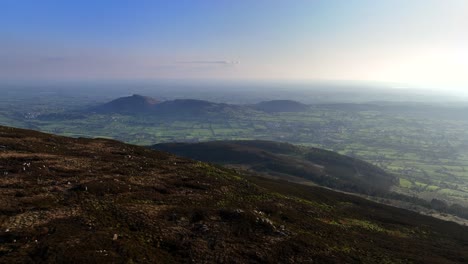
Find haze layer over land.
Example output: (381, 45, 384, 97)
(1, 0, 468, 93)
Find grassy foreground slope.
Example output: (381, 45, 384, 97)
(1, 126, 468, 263)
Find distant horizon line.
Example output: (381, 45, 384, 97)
(0, 78, 467, 94)
(0, 77, 430, 87)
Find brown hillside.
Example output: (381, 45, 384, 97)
(1, 126, 468, 263)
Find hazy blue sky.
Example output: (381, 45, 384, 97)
(1, 0, 467, 90)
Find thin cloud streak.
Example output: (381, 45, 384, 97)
(177, 60, 240, 65)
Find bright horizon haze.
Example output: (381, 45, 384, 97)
(1, 0, 467, 92)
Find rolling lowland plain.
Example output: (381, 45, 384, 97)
(2, 87, 468, 222)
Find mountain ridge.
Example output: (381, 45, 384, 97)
(91, 94, 160, 114)
(88, 95, 309, 116)
(153, 140, 397, 195)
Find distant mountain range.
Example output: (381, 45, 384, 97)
(38, 94, 468, 122)
(88, 94, 310, 116)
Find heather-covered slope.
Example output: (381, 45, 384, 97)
(1, 126, 468, 263)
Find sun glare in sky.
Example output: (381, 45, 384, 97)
(1, 0, 467, 91)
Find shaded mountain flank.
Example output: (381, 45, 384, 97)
(153, 140, 397, 195)
(1, 126, 468, 263)
(151, 99, 244, 119)
(153, 141, 468, 222)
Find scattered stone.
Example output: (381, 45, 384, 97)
(257, 216, 275, 230)
(234, 209, 244, 214)
(201, 225, 209, 232)
(276, 231, 288, 237)
(263, 218, 273, 225)
(253, 210, 265, 216)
